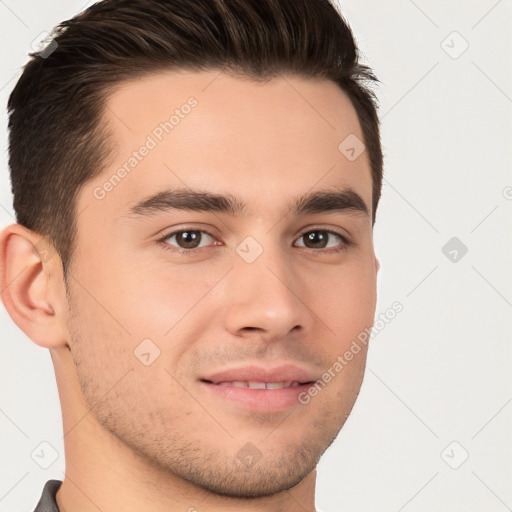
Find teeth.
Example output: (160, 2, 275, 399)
(266, 382, 286, 389)
(248, 381, 266, 389)
(216, 381, 301, 389)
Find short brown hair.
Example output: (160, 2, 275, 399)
(7, 0, 383, 276)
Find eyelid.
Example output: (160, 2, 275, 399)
(296, 224, 351, 242)
(156, 223, 220, 240)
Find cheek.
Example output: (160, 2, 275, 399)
(66, 308, 133, 417)
(119, 264, 223, 339)
(301, 260, 377, 342)
(74, 251, 212, 339)
(67, 294, 189, 419)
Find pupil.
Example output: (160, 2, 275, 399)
(306, 231, 327, 248)
(177, 231, 200, 248)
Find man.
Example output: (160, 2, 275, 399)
(0, 0, 382, 510)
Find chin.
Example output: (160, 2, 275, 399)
(172, 438, 327, 499)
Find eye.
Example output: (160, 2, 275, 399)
(157, 226, 352, 257)
(160, 229, 218, 254)
(294, 229, 350, 252)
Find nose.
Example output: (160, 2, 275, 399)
(223, 245, 312, 343)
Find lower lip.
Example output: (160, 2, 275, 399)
(200, 381, 314, 413)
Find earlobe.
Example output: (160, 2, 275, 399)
(0, 223, 68, 348)
(375, 256, 380, 273)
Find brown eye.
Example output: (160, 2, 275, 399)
(175, 231, 202, 249)
(163, 230, 215, 251)
(295, 229, 347, 251)
(302, 231, 328, 249)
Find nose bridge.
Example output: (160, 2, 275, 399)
(223, 235, 311, 340)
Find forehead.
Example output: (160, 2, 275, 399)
(82, 69, 372, 220)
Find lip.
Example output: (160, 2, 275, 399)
(201, 364, 317, 385)
(199, 364, 318, 413)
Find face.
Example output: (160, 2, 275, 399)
(64, 70, 378, 497)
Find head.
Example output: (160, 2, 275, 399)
(1, 0, 382, 500)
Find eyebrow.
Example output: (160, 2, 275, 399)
(124, 186, 370, 219)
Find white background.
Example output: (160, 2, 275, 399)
(0, 1, 511, 511)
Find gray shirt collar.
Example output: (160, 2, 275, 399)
(33, 480, 62, 512)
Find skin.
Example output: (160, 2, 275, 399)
(0, 70, 379, 512)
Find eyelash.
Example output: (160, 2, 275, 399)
(157, 226, 353, 257)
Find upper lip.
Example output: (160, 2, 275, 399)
(201, 364, 318, 384)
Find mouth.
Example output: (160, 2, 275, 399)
(208, 380, 305, 389)
(199, 364, 318, 413)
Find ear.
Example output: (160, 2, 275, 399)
(375, 255, 380, 273)
(0, 223, 69, 348)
